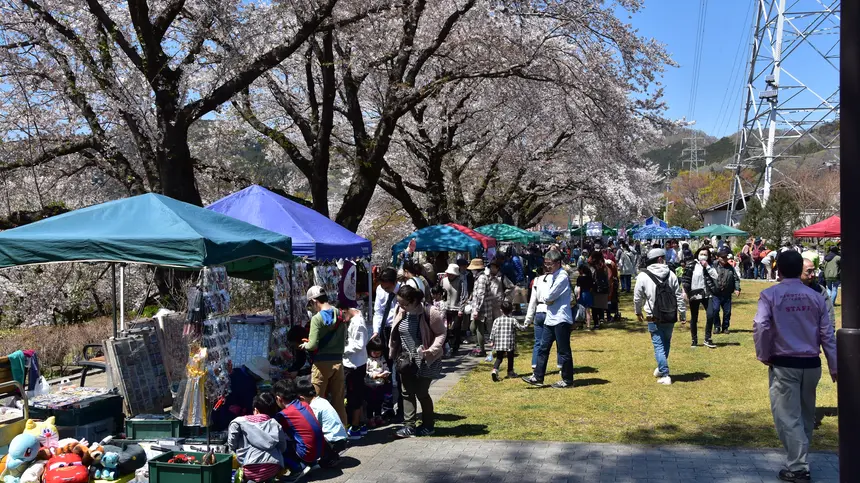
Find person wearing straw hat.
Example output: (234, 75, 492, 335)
(442, 263, 468, 356)
(469, 258, 513, 357)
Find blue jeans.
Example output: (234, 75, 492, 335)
(533, 322, 574, 384)
(710, 295, 733, 331)
(620, 275, 632, 292)
(532, 312, 547, 367)
(648, 322, 674, 377)
(827, 280, 840, 305)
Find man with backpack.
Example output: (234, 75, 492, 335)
(301, 286, 350, 424)
(634, 248, 687, 385)
(710, 247, 741, 335)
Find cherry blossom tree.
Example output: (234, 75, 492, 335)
(0, 0, 348, 205)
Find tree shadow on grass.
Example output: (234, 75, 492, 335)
(671, 372, 710, 383)
(433, 423, 490, 437)
(714, 342, 742, 347)
(621, 412, 778, 447)
(815, 407, 837, 429)
(434, 413, 466, 422)
(573, 378, 610, 387)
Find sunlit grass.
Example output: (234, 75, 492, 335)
(434, 281, 840, 450)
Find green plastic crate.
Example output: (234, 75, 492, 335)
(148, 451, 232, 483)
(125, 418, 181, 440)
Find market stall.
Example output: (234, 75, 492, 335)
(475, 223, 540, 244)
(446, 223, 497, 253)
(392, 225, 483, 264)
(793, 215, 841, 238)
(0, 194, 294, 483)
(690, 224, 749, 238)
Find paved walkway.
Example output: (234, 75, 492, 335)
(303, 337, 840, 483)
(310, 439, 839, 483)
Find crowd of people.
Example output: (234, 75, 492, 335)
(214, 233, 839, 483)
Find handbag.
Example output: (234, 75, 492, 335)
(395, 351, 418, 377)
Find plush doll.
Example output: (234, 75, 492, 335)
(22, 418, 59, 449)
(97, 445, 146, 477)
(93, 453, 119, 481)
(0, 434, 42, 483)
(17, 462, 43, 483)
(54, 441, 100, 468)
(42, 453, 88, 483)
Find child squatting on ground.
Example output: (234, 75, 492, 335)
(227, 392, 287, 483)
(489, 300, 529, 382)
(272, 379, 325, 482)
(296, 379, 349, 468)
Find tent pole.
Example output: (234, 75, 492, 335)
(119, 264, 125, 331)
(367, 260, 373, 321)
(110, 263, 118, 338)
(579, 198, 584, 248)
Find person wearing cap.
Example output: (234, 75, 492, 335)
(801, 258, 835, 329)
(211, 356, 273, 431)
(710, 247, 741, 336)
(634, 248, 687, 385)
(442, 263, 468, 355)
(753, 251, 837, 483)
(301, 286, 349, 425)
(469, 258, 514, 357)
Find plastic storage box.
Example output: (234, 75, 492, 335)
(57, 416, 115, 442)
(29, 393, 123, 427)
(125, 417, 181, 440)
(148, 451, 232, 483)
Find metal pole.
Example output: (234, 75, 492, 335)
(579, 198, 584, 248)
(762, 0, 787, 205)
(838, 1, 860, 480)
(119, 264, 125, 331)
(110, 263, 118, 338)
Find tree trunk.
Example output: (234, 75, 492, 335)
(158, 127, 203, 206)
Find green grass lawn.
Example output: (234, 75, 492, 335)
(434, 281, 840, 450)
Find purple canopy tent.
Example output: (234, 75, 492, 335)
(207, 185, 371, 261)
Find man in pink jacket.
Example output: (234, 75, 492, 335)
(753, 250, 837, 483)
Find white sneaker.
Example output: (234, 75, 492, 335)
(657, 376, 672, 385)
(653, 368, 661, 377)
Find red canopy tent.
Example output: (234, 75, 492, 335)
(446, 223, 497, 250)
(793, 215, 841, 238)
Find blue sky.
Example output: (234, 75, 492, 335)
(628, 0, 758, 138)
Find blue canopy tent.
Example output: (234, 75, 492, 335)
(206, 185, 371, 261)
(666, 226, 692, 238)
(633, 225, 671, 240)
(644, 216, 669, 228)
(392, 225, 483, 263)
(0, 193, 294, 335)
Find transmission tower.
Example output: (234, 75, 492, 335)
(682, 134, 707, 173)
(727, 0, 840, 224)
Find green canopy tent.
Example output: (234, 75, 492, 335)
(0, 193, 293, 335)
(690, 224, 749, 238)
(475, 224, 540, 244)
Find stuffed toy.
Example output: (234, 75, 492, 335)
(54, 441, 100, 468)
(0, 434, 42, 483)
(17, 462, 43, 483)
(97, 445, 146, 477)
(42, 454, 88, 483)
(93, 453, 118, 481)
(22, 418, 59, 449)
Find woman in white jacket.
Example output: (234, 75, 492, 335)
(524, 269, 552, 370)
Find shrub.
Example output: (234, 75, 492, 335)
(0, 318, 112, 377)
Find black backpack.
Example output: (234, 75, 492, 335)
(645, 271, 678, 323)
(594, 269, 610, 294)
(716, 266, 734, 294)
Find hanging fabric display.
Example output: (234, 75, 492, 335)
(273, 263, 292, 326)
(338, 260, 357, 308)
(291, 261, 310, 327)
(313, 264, 340, 302)
(201, 266, 232, 406)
